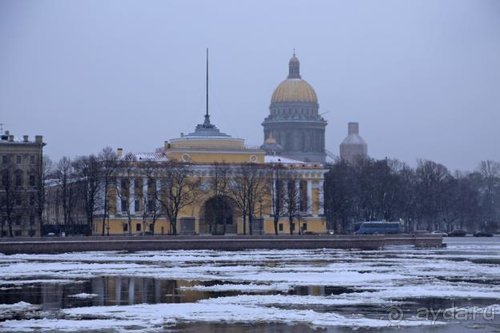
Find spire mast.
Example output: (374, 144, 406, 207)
(206, 48, 209, 119)
(202, 48, 213, 127)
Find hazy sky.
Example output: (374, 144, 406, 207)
(1, 0, 499, 171)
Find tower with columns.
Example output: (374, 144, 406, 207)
(340, 122, 368, 163)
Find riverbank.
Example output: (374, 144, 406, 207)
(0, 234, 442, 254)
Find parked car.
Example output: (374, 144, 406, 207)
(473, 231, 493, 237)
(448, 230, 467, 237)
(431, 231, 448, 237)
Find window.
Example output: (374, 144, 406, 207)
(149, 224, 154, 232)
(2, 155, 8, 164)
(15, 173, 22, 186)
(15, 197, 22, 206)
(299, 180, 308, 212)
(136, 223, 141, 232)
(15, 216, 21, 225)
(30, 155, 35, 164)
(16, 155, 22, 164)
(121, 199, 127, 212)
(14, 230, 22, 236)
(29, 175, 35, 186)
(1, 172, 8, 186)
(123, 223, 128, 232)
(29, 194, 35, 205)
(302, 223, 308, 231)
(134, 200, 139, 212)
(279, 223, 283, 231)
(30, 215, 35, 225)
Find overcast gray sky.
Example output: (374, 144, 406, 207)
(1, 0, 499, 171)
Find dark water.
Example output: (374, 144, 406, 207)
(175, 322, 500, 333)
(0, 277, 364, 311)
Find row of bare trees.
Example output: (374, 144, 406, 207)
(324, 158, 500, 233)
(41, 148, 307, 236)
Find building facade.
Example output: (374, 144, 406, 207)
(93, 115, 328, 236)
(262, 53, 327, 163)
(0, 130, 45, 237)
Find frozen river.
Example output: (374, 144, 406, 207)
(0, 237, 499, 332)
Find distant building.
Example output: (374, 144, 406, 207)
(43, 176, 88, 235)
(0, 130, 45, 237)
(262, 53, 327, 163)
(339, 122, 368, 163)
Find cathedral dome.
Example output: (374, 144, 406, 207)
(271, 79, 318, 103)
(270, 53, 318, 104)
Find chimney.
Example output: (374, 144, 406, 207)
(5, 130, 9, 136)
(35, 135, 43, 144)
(117, 148, 123, 158)
(23, 135, 29, 142)
(348, 122, 359, 135)
(8, 135, 14, 142)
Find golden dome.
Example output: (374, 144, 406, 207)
(271, 79, 318, 103)
(270, 53, 318, 104)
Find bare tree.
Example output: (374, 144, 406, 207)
(229, 166, 249, 235)
(157, 161, 199, 235)
(324, 158, 355, 233)
(283, 170, 301, 235)
(73, 154, 101, 235)
(208, 163, 231, 235)
(477, 160, 500, 231)
(140, 161, 162, 235)
(33, 155, 53, 236)
(98, 147, 117, 236)
(269, 164, 286, 235)
(229, 163, 266, 235)
(414, 160, 452, 231)
(54, 156, 77, 233)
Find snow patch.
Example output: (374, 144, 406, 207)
(68, 293, 98, 299)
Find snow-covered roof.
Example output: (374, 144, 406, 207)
(264, 155, 305, 164)
(129, 152, 168, 162)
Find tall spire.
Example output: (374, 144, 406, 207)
(203, 48, 212, 127)
(288, 50, 301, 79)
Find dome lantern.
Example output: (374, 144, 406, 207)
(288, 51, 301, 79)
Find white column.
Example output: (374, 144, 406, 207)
(295, 179, 301, 209)
(116, 177, 122, 214)
(283, 180, 289, 214)
(97, 183, 105, 215)
(129, 178, 135, 214)
(142, 177, 148, 213)
(318, 180, 324, 215)
(306, 180, 312, 215)
(156, 179, 161, 214)
(271, 174, 277, 215)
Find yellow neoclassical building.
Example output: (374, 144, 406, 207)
(93, 113, 327, 236)
(93, 52, 329, 236)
